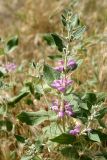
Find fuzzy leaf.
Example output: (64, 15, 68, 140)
(8, 90, 29, 106)
(72, 26, 86, 40)
(17, 110, 48, 125)
(88, 132, 101, 143)
(43, 64, 60, 85)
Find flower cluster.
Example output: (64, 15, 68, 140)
(51, 78, 73, 92)
(51, 100, 74, 118)
(54, 59, 77, 72)
(4, 63, 16, 72)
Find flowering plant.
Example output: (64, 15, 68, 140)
(0, 9, 107, 160)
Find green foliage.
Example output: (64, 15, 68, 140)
(8, 89, 29, 106)
(5, 36, 19, 53)
(43, 122, 61, 138)
(60, 146, 79, 159)
(15, 135, 26, 143)
(50, 133, 76, 144)
(17, 110, 57, 125)
(0, 119, 13, 132)
(51, 33, 65, 52)
(43, 33, 65, 52)
(17, 110, 48, 125)
(87, 130, 107, 143)
(72, 26, 86, 40)
(43, 64, 60, 85)
(5, 119, 13, 131)
(43, 34, 54, 45)
(0, 67, 6, 77)
(88, 132, 101, 143)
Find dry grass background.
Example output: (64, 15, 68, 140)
(0, 0, 107, 159)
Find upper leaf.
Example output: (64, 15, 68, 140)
(72, 26, 86, 40)
(5, 36, 19, 53)
(51, 33, 65, 52)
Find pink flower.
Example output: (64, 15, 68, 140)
(67, 59, 77, 71)
(51, 100, 74, 117)
(51, 100, 59, 111)
(54, 60, 64, 72)
(69, 125, 80, 135)
(54, 59, 77, 72)
(64, 101, 74, 116)
(58, 110, 65, 118)
(4, 63, 16, 72)
(51, 78, 73, 92)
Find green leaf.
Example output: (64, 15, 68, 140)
(72, 26, 86, 40)
(51, 33, 65, 52)
(15, 135, 26, 143)
(60, 146, 79, 158)
(8, 90, 29, 106)
(80, 102, 88, 110)
(98, 119, 107, 128)
(5, 119, 13, 131)
(43, 122, 61, 138)
(43, 64, 60, 85)
(5, 36, 19, 53)
(50, 133, 76, 144)
(95, 107, 107, 119)
(61, 14, 66, 26)
(0, 119, 13, 131)
(43, 34, 54, 45)
(68, 14, 79, 31)
(70, 14, 79, 28)
(17, 110, 48, 125)
(88, 132, 101, 143)
(81, 92, 97, 109)
(0, 67, 6, 77)
(96, 92, 107, 103)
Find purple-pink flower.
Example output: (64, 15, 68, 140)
(54, 59, 77, 72)
(67, 59, 77, 71)
(4, 63, 16, 72)
(51, 78, 73, 92)
(51, 100, 59, 111)
(58, 110, 65, 118)
(51, 100, 74, 118)
(54, 60, 64, 72)
(69, 125, 80, 135)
